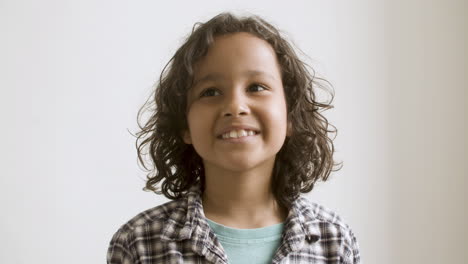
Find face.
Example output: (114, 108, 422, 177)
(183, 32, 291, 173)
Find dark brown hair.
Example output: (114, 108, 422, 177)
(135, 12, 342, 210)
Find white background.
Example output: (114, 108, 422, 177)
(1, 0, 466, 263)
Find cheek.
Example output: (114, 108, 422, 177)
(187, 105, 213, 140)
(265, 96, 288, 127)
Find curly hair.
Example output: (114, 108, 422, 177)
(135, 11, 342, 210)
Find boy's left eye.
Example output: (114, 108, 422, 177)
(248, 84, 267, 92)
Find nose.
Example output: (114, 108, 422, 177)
(221, 89, 250, 117)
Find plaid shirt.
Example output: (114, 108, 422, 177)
(107, 183, 361, 264)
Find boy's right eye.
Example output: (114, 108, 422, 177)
(200, 88, 220, 97)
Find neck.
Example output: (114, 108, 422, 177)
(201, 161, 288, 229)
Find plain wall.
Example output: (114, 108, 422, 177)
(386, 0, 468, 262)
(0, 0, 465, 263)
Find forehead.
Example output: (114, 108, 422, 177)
(192, 32, 282, 83)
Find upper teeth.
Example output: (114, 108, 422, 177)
(222, 129, 256, 139)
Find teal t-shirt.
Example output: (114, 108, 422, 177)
(206, 218, 284, 264)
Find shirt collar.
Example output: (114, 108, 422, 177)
(160, 181, 321, 257)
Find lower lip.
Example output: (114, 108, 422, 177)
(217, 133, 260, 143)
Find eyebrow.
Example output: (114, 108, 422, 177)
(192, 70, 278, 88)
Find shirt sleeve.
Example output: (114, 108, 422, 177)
(343, 228, 361, 264)
(107, 227, 136, 264)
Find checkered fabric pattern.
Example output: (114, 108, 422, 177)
(107, 183, 360, 264)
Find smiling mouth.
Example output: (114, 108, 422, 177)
(216, 131, 261, 140)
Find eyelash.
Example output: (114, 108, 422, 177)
(199, 84, 267, 98)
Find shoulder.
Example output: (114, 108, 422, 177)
(298, 196, 353, 230)
(109, 198, 187, 242)
(294, 196, 361, 262)
(107, 198, 189, 263)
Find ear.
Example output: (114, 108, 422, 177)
(286, 121, 293, 137)
(182, 130, 192, 144)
